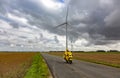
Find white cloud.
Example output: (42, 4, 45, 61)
(0, 19, 13, 29)
(40, 0, 64, 10)
(30, 0, 65, 13)
(7, 13, 28, 25)
(75, 38, 89, 47)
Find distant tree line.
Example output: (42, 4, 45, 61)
(49, 50, 120, 52)
(96, 50, 106, 52)
(107, 50, 119, 52)
(94, 50, 119, 52)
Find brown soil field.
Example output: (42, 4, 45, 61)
(48, 52, 120, 68)
(0, 52, 37, 78)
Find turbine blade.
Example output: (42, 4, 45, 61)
(54, 22, 66, 28)
(68, 23, 73, 27)
(66, 5, 69, 23)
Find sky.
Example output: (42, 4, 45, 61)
(0, 0, 120, 51)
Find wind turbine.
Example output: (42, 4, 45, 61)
(55, 5, 70, 51)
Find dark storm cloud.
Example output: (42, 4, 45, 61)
(68, 0, 120, 45)
(0, 0, 120, 47)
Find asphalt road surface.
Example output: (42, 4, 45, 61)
(42, 53, 120, 78)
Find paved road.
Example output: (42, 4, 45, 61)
(42, 53, 120, 78)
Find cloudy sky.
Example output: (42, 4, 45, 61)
(0, 0, 120, 51)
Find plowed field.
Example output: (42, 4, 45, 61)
(0, 52, 37, 78)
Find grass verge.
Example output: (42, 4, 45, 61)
(24, 53, 49, 78)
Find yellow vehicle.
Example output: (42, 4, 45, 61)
(63, 49, 73, 64)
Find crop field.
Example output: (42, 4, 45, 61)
(48, 52, 120, 68)
(0, 52, 37, 78)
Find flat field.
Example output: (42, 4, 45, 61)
(0, 52, 37, 78)
(48, 52, 120, 68)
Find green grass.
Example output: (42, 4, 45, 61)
(24, 53, 49, 78)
